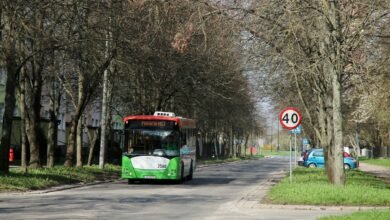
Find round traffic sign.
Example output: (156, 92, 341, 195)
(279, 107, 302, 130)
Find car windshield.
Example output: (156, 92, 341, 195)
(125, 129, 180, 157)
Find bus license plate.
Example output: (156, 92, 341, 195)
(144, 176, 156, 179)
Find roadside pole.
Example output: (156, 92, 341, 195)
(279, 107, 302, 184)
(289, 134, 292, 183)
(294, 133, 297, 168)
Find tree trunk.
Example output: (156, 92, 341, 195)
(76, 116, 83, 167)
(230, 126, 235, 158)
(64, 117, 78, 167)
(87, 128, 99, 166)
(318, 94, 327, 147)
(319, 93, 333, 180)
(325, 95, 335, 182)
(331, 67, 344, 185)
(214, 134, 219, 159)
(26, 61, 43, 169)
(64, 66, 90, 167)
(0, 54, 18, 174)
(99, 25, 113, 169)
(19, 71, 28, 171)
(47, 109, 57, 168)
(99, 68, 109, 169)
(26, 115, 41, 168)
(47, 79, 59, 168)
(244, 133, 249, 156)
(328, 1, 345, 186)
(106, 82, 114, 162)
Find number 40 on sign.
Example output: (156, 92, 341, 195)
(279, 107, 302, 130)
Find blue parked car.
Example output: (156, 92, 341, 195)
(303, 148, 358, 169)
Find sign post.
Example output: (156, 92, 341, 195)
(289, 133, 292, 182)
(294, 132, 297, 168)
(279, 108, 302, 183)
(290, 125, 302, 168)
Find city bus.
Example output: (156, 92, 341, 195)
(121, 111, 196, 183)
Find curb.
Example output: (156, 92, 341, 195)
(255, 204, 390, 211)
(4, 178, 122, 196)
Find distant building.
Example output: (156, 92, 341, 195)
(0, 66, 124, 161)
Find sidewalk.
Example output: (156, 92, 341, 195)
(358, 162, 390, 182)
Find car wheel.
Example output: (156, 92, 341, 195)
(308, 163, 316, 168)
(344, 163, 351, 170)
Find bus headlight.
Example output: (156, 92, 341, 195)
(124, 168, 132, 175)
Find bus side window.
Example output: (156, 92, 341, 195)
(188, 129, 193, 147)
(181, 128, 187, 147)
(127, 131, 133, 153)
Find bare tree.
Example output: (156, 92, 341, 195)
(240, 0, 387, 184)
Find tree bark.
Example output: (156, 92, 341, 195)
(47, 106, 57, 168)
(328, 0, 345, 185)
(47, 78, 59, 168)
(99, 68, 109, 169)
(331, 67, 344, 185)
(26, 58, 43, 169)
(87, 128, 99, 166)
(0, 54, 18, 174)
(64, 71, 86, 167)
(76, 115, 83, 167)
(64, 117, 78, 167)
(19, 70, 28, 171)
(26, 115, 41, 168)
(99, 24, 113, 169)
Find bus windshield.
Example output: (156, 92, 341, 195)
(126, 129, 180, 157)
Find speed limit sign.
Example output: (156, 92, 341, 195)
(279, 107, 302, 130)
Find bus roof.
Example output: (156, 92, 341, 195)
(123, 115, 196, 128)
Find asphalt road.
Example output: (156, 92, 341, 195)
(0, 157, 353, 220)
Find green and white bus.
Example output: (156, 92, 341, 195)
(121, 112, 196, 183)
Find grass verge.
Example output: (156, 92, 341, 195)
(359, 157, 390, 167)
(0, 164, 121, 192)
(198, 155, 264, 165)
(261, 150, 292, 156)
(265, 167, 390, 206)
(318, 210, 390, 220)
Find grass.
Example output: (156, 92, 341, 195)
(0, 164, 121, 192)
(198, 154, 264, 165)
(265, 167, 390, 206)
(261, 149, 292, 156)
(318, 210, 390, 220)
(359, 157, 390, 168)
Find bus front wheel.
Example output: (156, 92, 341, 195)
(180, 163, 185, 182)
(187, 162, 193, 180)
(174, 163, 185, 184)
